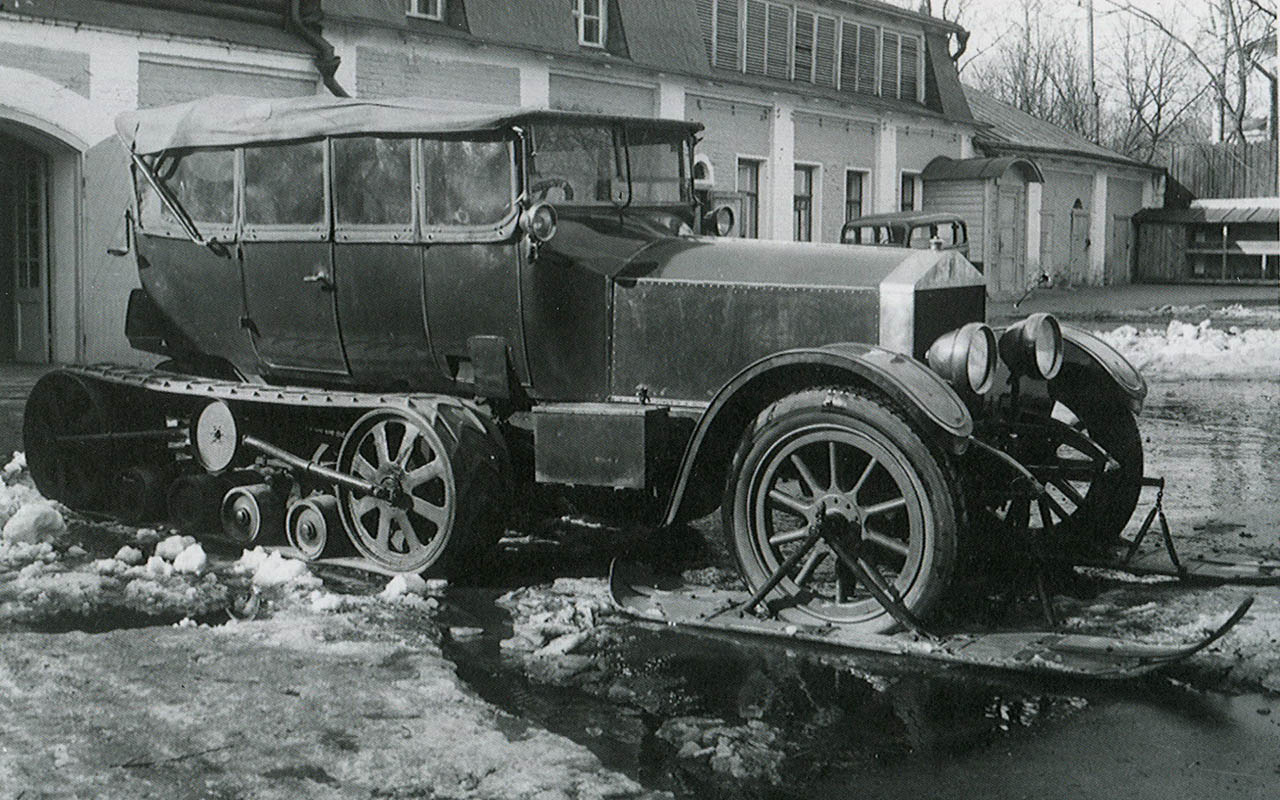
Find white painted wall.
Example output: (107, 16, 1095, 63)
(768, 103, 796, 240)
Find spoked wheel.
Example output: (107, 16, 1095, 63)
(725, 390, 958, 633)
(337, 408, 457, 574)
(988, 370, 1143, 552)
(24, 371, 115, 509)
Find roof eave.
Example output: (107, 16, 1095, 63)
(974, 138, 1160, 173)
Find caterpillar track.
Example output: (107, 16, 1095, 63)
(23, 365, 510, 576)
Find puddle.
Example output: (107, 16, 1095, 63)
(442, 589, 1280, 800)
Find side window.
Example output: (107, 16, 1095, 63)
(243, 140, 326, 230)
(333, 136, 414, 236)
(420, 137, 515, 231)
(137, 148, 234, 235)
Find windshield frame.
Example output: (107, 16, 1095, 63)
(525, 120, 694, 210)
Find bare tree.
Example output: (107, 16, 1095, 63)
(1104, 20, 1212, 160)
(1111, 0, 1274, 142)
(969, 0, 1096, 137)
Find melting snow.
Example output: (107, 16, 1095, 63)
(155, 534, 197, 562)
(1100, 320, 1280, 381)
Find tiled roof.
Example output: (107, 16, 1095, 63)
(964, 85, 1156, 170)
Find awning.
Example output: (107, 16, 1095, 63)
(115, 94, 702, 155)
(922, 155, 1044, 183)
(1134, 205, 1280, 225)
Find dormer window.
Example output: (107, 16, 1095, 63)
(407, 0, 443, 21)
(574, 0, 606, 48)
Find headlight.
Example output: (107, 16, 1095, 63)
(520, 201, 557, 243)
(998, 312, 1063, 380)
(703, 205, 735, 237)
(926, 322, 997, 395)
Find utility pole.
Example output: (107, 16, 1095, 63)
(1086, 0, 1100, 142)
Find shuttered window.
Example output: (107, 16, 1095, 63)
(856, 24, 878, 95)
(697, 0, 715, 64)
(745, 0, 766, 74)
(703, 2, 922, 101)
(814, 15, 837, 88)
(881, 30, 899, 98)
(715, 0, 741, 70)
(765, 3, 790, 79)
(900, 34, 920, 100)
(794, 10, 814, 82)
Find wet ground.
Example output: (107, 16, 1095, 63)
(431, 379, 1280, 800)
(1, 376, 1279, 798)
(442, 601, 1280, 800)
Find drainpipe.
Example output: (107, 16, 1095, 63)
(288, 0, 349, 97)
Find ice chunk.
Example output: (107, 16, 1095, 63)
(155, 534, 197, 562)
(2, 451, 26, 479)
(92, 558, 128, 575)
(235, 546, 271, 573)
(251, 551, 320, 590)
(380, 573, 428, 600)
(1, 502, 66, 544)
(172, 543, 208, 575)
(145, 555, 173, 577)
(114, 545, 144, 565)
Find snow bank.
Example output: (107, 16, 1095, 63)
(1100, 320, 1280, 381)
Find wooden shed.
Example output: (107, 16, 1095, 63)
(921, 155, 1044, 296)
(1134, 202, 1280, 284)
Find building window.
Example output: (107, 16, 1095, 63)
(575, 0, 606, 48)
(845, 170, 867, 222)
(900, 172, 921, 212)
(738, 158, 762, 238)
(406, 0, 443, 21)
(794, 164, 816, 242)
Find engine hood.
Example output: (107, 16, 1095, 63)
(545, 208, 982, 294)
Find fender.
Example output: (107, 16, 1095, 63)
(1059, 323, 1148, 413)
(659, 343, 972, 526)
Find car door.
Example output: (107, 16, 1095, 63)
(418, 134, 529, 390)
(239, 139, 348, 377)
(330, 134, 439, 389)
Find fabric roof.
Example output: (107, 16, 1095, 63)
(922, 155, 1043, 182)
(964, 86, 1156, 170)
(115, 95, 701, 154)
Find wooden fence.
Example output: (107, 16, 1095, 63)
(1159, 141, 1278, 199)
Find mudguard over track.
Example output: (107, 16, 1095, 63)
(609, 561, 1252, 680)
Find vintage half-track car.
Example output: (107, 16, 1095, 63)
(840, 211, 970, 260)
(25, 96, 1149, 635)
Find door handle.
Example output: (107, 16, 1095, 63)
(303, 270, 334, 291)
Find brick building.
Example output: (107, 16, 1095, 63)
(0, 0, 1145, 365)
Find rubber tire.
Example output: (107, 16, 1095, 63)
(723, 389, 959, 634)
(1048, 367, 1144, 548)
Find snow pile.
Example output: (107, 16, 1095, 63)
(657, 717, 785, 784)
(497, 578, 616, 657)
(234, 547, 323, 591)
(154, 535, 196, 561)
(172, 543, 208, 575)
(1100, 320, 1280, 380)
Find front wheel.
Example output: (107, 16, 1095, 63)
(723, 389, 959, 634)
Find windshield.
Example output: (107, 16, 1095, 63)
(528, 122, 690, 206)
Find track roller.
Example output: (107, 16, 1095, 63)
(220, 483, 286, 546)
(285, 494, 348, 561)
(114, 464, 178, 524)
(167, 471, 260, 537)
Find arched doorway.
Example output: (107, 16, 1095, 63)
(0, 135, 51, 362)
(0, 117, 85, 365)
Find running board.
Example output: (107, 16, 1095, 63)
(609, 561, 1252, 680)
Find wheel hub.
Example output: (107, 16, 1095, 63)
(374, 465, 408, 505)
